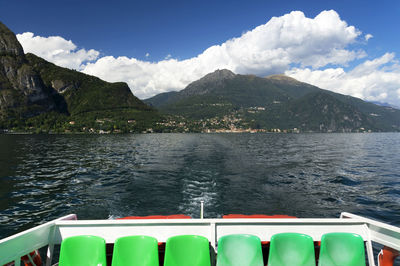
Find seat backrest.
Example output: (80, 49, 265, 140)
(318, 233, 366, 266)
(216, 234, 263, 266)
(111, 235, 159, 266)
(163, 235, 211, 266)
(59, 235, 107, 266)
(268, 232, 316, 266)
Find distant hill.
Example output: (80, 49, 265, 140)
(146, 69, 400, 132)
(369, 101, 400, 110)
(0, 21, 161, 133)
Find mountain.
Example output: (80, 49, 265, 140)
(370, 101, 400, 110)
(0, 22, 59, 119)
(0, 21, 160, 133)
(146, 70, 290, 119)
(25, 53, 151, 116)
(146, 69, 400, 132)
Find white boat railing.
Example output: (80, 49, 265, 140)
(341, 212, 400, 251)
(0, 214, 77, 266)
(0, 212, 399, 266)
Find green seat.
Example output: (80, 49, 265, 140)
(268, 232, 316, 266)
(112, 235, 159, 266)
(318, 233, 366, 266)
(59, 235, 107, 266)
(216, 234, 263, 266)
(163, 235, 211, 266)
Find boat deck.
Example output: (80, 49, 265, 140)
(1, 212, 400, 265)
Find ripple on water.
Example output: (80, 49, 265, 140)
(329, 175, 362, 186)
(0, 133, 400, 238)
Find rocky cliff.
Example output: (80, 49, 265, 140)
(0, 22, 58, 119)
(0, 21, 160, 133)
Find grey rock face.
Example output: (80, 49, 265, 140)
(200, 69, 236, 83)
(51, 79, 79, 93)
(0, 21, 56, 116)
(0, 22, 24, 56)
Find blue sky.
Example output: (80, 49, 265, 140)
(2, 0, 399, 61)
(2, 0, 400, 105)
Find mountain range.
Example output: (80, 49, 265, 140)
(146, 69, 400, 132)
(1, 21, 399, 133)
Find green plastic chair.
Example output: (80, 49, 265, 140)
(318, 233, 366, 266)
(268, 232, 316, 266)
(216, 234, 263, 266)
(111, 235, 159, 266)
(163, 235, 211, 266)
(59, 235, 107, 266)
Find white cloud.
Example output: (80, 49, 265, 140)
(16, 10, 400, 107)
(82, 10, 364, 99)
(16, 32, 99, 70)
(286, 53, 400, 106)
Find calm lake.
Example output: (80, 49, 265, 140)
(0, 133, 399, 239)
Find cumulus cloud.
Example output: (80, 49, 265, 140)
(82, 10, 364, 99)
(16, 32, 99, 70)
(16, 10, 400, 106)
(286, 53, 400, 106)
(365, 34, 373, 41)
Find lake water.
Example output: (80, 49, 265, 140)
(0, 133, 399, 239)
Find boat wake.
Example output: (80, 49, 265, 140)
(178, 169, 219, 218)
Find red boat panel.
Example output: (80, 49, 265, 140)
(118, 214, 191, 220)
(378, 246, 399, 266)
(222, 214, 297, 218)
